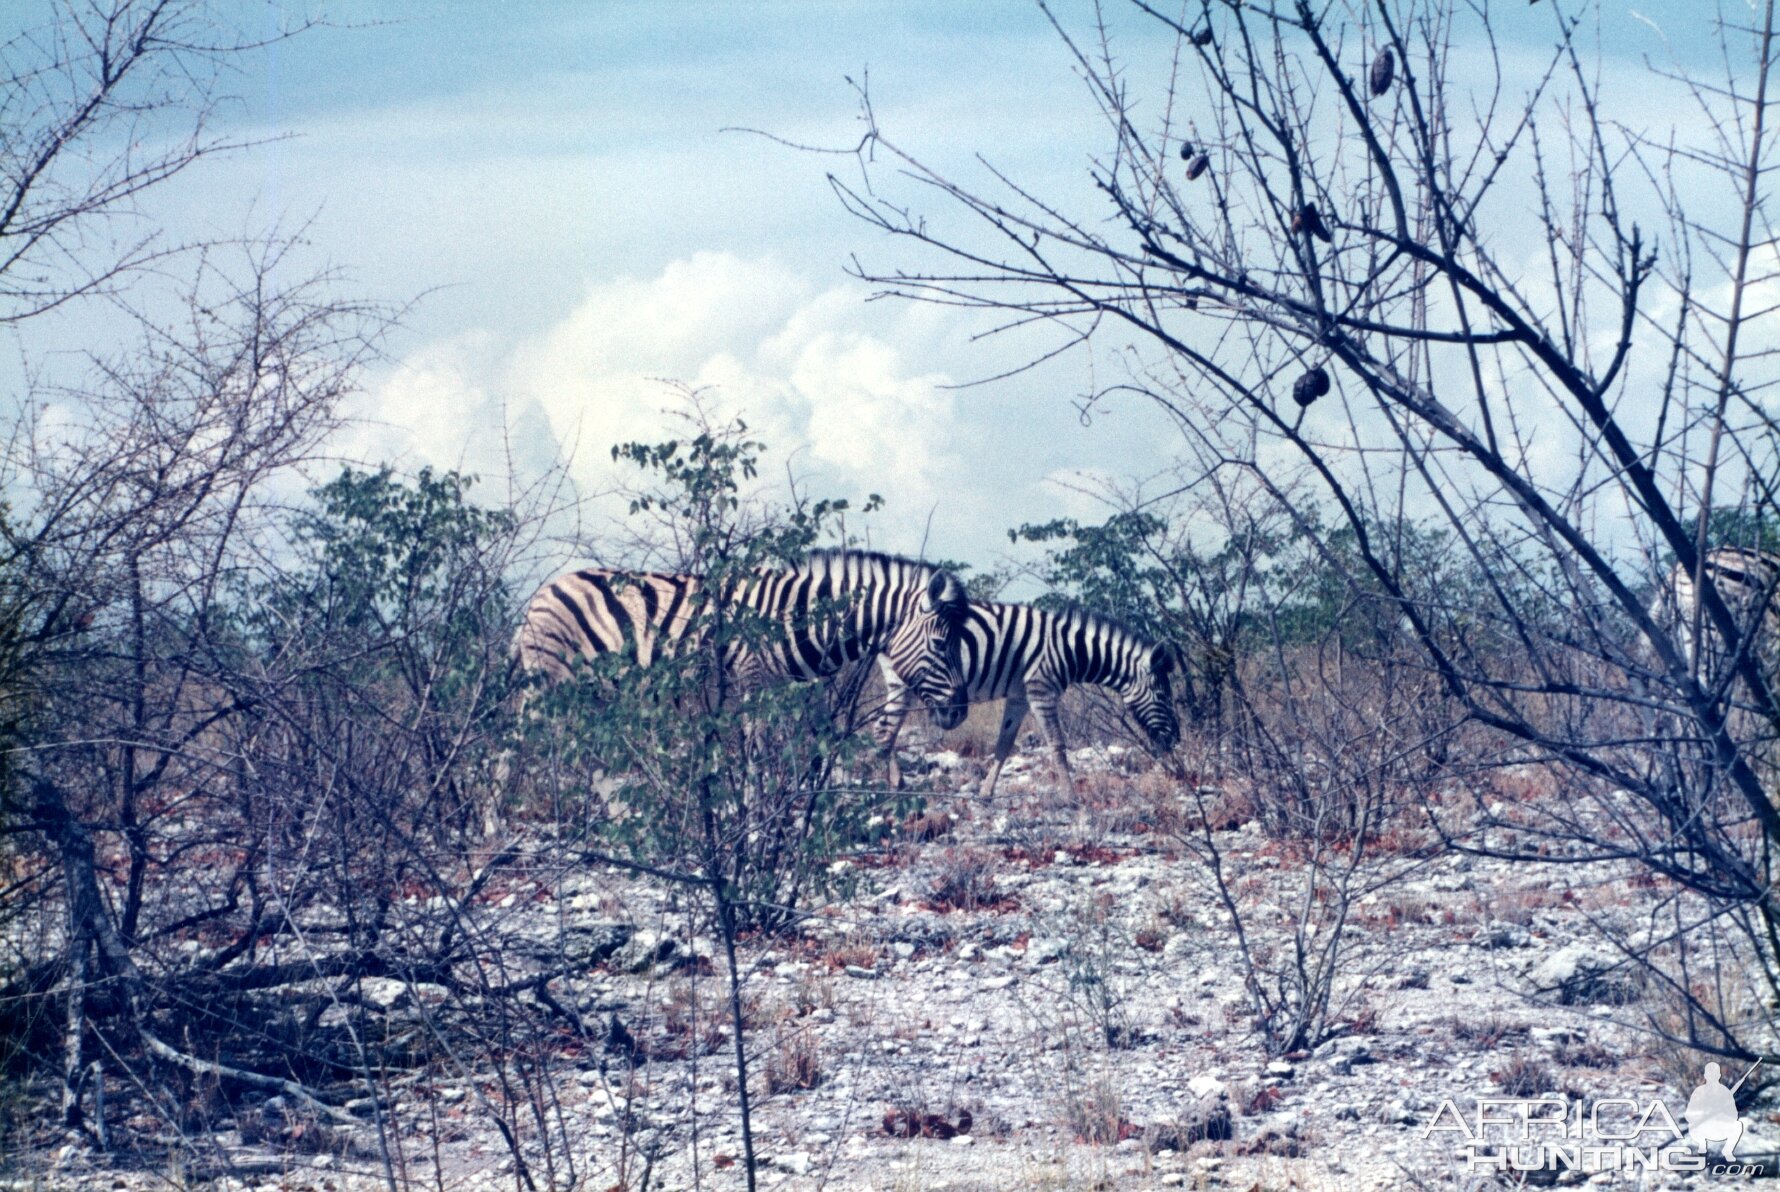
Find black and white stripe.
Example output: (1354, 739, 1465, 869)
(1658, 546, 1780, 691)
(878, 601, 1180, 796)
(516, 549, 972, 727)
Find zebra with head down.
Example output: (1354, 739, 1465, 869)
(876, 600, 1180, 797)
(1656, 547, 1780, 687)
(1653, 547, 1780, 794)
(515, 548, 973, 726)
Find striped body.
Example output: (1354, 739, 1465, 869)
(878, 601, 1179, 796)
(1659, 546, 1780, 693)
(516, 550, 972, 727)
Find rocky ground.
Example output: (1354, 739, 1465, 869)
(7, 741, 1777, 1191)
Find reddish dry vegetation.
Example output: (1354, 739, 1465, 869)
(1243, 1085, 1286, 1114)
(901, 808, 956, 842)
(1073, 1116, 1146, 1145)
(882, 1106, 974, 1139)
(820, 943, 879, 971)
(999, 843, 1137, 867)
(922, 847, 1021, 913)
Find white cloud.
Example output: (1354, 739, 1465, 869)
(357, 251, 970, 556)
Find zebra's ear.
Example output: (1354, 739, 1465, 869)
(1151, 643, 1176, 676)
(926, 570, 969, 620)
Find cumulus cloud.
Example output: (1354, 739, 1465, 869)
(357, 251, 967, 553)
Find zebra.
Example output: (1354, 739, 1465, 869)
(875, 600, 1181, 797)
(515, 549, 973, 728)
(1657, 547, 1780, 684)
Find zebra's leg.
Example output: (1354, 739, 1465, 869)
(1027, 680, 1073, 791)
(981, 691, 1030, 799)
(875, 655, 912, 788)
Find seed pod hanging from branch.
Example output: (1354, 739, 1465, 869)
(1192, 26, 1214, 46)
(1185, 152, 1210, 181)
(1370, 46, 1395, 96)
(1292, 366, 1331, 408)
(1291, 203, 1332, 243)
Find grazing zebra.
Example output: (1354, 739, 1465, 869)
(515, 549, 972, 727)
(1657, 546, 1780, 693)
(876, 601, 1181, 797)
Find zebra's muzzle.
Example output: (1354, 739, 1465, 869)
(931, 696, 968, 732)
(1139, 707, 1180, 752)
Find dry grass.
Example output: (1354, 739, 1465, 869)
(882, 1103, 976, 1139)
(1133, 920, 1168, 953)
(822, 940, 879, 972)
(1490, 1054, 1556, 1096)
(1445, 1015, 1529, 1049)
(651, 978, 730, 1060)
(1555, 1040, 1615, 1069)
(1059, 1073, 1132, 1146)
(791, 968, 835, 1017)
(764, 1027, 823, 1094)
(940, 699, 1008, 760)
(924, 846, 1015, 913)
(901, 807, 956, 842)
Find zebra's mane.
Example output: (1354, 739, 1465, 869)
(785, 548, 947, 584)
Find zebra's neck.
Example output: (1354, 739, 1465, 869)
(731, 551, 939, 675)
(1704, 547, 1780, 587)
(1018, 605, 1145, 693)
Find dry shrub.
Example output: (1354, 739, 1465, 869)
(924, 847, 1010, 913)
(1341, 1000, 1381, 1035)
(1555, 1041, 1615, 1069)
(1233, 1124, 1308, 1158)
(1491, 1055, 1556, 1096)
(902, 807, 956, 842)
(1144, 1100, 1233, 1149)
(791, 969, 835, 1017)
(1127, 768, 1190, 834)
(1157, 886, 1203, 931)
(1448, 1015, 1528, 1049)
(764, 1028, 823, 1093)
(941, 700, 1006, 759)
(882, 1104, 975, 1139)
(1060, 1074, 1132, 1146)
(822, 941, 878, 972)
(1242, 1084, 1285, 1114)
(1196, 783, 1261, 833)
(650, 978, 729, 1060)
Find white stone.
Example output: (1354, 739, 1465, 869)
(1188, 1075, 1227, 1099)
(358, 977, 410, 1008)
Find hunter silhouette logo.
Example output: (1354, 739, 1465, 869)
(1686, 1060, 1759, 1161)
(1422, 1056, 1769, 1176)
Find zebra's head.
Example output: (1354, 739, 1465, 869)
(888, 571, 971, 730)
(1123, 642, 1180, 753)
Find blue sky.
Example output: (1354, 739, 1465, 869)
(1, 0, 1736, 574)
